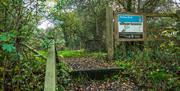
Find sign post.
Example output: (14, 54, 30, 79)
(106, 7, 114, 61)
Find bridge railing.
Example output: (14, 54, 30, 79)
(44, 40, 56, 91)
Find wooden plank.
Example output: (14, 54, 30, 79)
(44, 40, 56, 91)
(72, 67, 121, 72)
(145, 13, 177, 17)
(117, 38, 144, 42)
(106, 7, 114, 60)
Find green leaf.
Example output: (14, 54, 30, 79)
(61, 0, 64, 5)
(0, 67, 4, 72)
(2, 43, 15, 53)
(0, 34, 7, 41)
(2, 0, 8, 6)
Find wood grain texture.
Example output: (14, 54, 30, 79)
(44, 40, 56, 91)
(106, 7, 114, 61)
(145, 13, 177, 17)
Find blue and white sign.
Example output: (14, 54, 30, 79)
(118, 14, 144, 33)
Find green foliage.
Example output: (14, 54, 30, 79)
(115, 21, 179, 89)
(57, 49, 107, 59)
(116, 59, 180, 90)
(0, 33, 15, 42)
(88, 52, 107, 60)
(58, 50, 84, 58)
(16, 61, 45, 90)
(5, 52, 46, 91)
(116, 61, 131, 70)
(147, 71, 169, 82)
(0, 0, 48, 90)
(56, 61, 72, 90)
(115, 46, 179, 90)
(2, 44, 15, 53)
(38, 50, 47, 56)
(0, 32, 16, 53)
(59, 12, 82, 49)
(0, 34, 7, 41)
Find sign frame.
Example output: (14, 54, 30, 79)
(114, 13, 147, 41)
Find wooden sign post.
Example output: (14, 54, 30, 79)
(106, 7, 114, 61)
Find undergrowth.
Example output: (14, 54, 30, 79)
(115, 41, 180, 91)
(56, 61, 72, 91)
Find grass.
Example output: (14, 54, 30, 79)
(38, 50, 47, 56)
(57, 50, 84, 58)
(37, 49, 107, 58)
(58, 50, 107, 58)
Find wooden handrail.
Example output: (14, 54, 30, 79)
(44, 40, 56, 91)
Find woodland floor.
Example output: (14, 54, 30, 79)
(66, 78, 139, 91)
(64, 57, 118, 71)
(63, 57, 139, 91)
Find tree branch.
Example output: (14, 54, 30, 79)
(21, 43, 46, 60)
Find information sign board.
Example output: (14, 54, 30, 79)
(118, 14, 143, 33)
